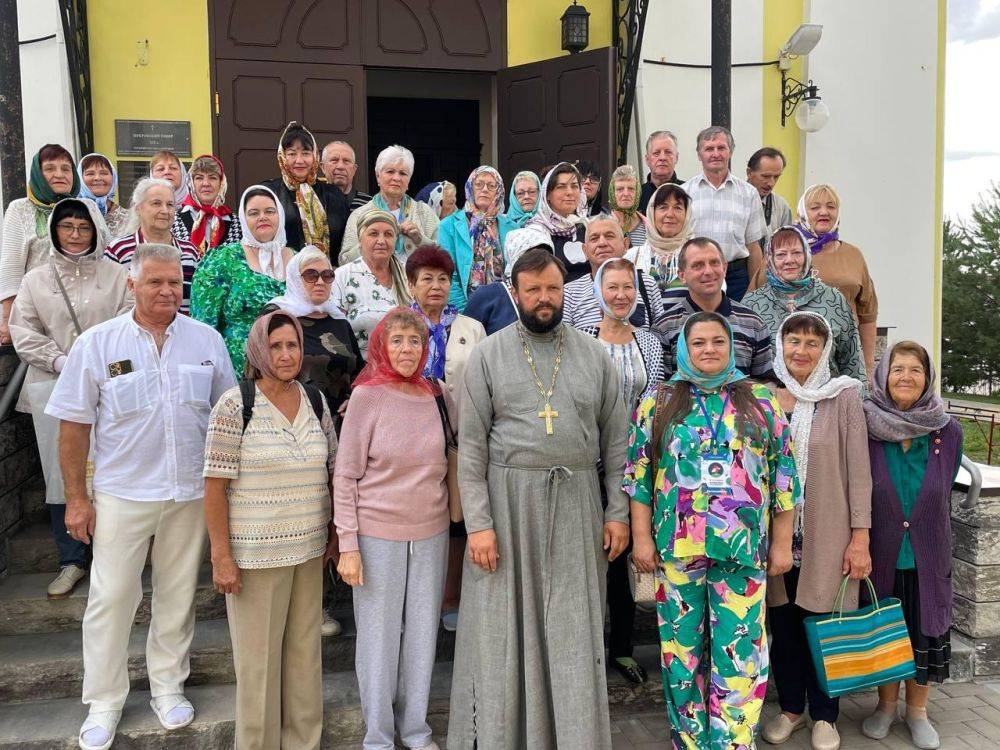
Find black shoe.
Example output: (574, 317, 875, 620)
(613, 657, 648, 684)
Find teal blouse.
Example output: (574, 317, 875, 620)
(885, 432, 964, 569)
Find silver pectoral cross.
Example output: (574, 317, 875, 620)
(538, 402, 558, 435)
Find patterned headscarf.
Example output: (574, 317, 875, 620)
(27, 145, 80, 236)
(77, 153, 117, 216)
(238, 185, 289, 280)
(503, 227, 553, 279)
(277, 121, 330, 254)
(464, 166, 506, 290)
(505, 170, 541, 228)
(410, 301, 458, 380)
(795, 183, 841, 254)
(244, 309, 304, 381)
(765, 225, 815, 297)
(671, 313, 747, 390)
(352, 307, 438, 395)
(527, 162, 587, 238)
(864, 342, 950, 442)
(180, 155, 232, 254)
(414, 182, 445, 217)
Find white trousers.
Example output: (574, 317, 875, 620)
(82, 491, 206, 712)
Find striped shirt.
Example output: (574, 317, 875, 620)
(564, 269, 665, 331)
(653, 293, 775, 380)
(104, 230, 201, 314)
(345, 188, 372, 212)
(682, 172, 767, 261)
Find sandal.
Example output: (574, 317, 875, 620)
(613, 657, 648, 684)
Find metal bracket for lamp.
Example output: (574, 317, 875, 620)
(781, 71, 819, 127)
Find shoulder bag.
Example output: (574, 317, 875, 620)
(434, 393, 462, 523)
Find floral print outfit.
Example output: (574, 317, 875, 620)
(330, 257, 403, 359)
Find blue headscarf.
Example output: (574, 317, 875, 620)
(504, 170, 541, 228)
(76, 152, 117, 216)
(593, 257, 639, 325)
(765, 224, 814, 296)
(670, 313, 747, 390)
(413, 181, 445, 216)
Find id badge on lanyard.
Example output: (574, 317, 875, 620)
(693, 387, 732, 493)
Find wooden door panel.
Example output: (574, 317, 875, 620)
(215, 59, 367, 193)
(497, 47, 615, 180)
(212, 0, 362, 65)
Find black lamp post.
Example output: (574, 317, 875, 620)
(561, 1, 590, 55)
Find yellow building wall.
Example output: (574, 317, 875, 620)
(507, 0, 613, 67)
(761, 0, 804, 208)
(88, 0, 213, 165)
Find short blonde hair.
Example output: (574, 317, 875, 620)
(803, 183, 841, 210)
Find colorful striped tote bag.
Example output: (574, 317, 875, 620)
(803, 576, 916, 698)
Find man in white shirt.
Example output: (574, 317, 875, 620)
(46, 243, 236, 750)
(746, 146, 793, 245)
(682, 126, 767, 302)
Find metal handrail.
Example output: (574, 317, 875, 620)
(960, 454, 982, 510)
(0, 360, 28, 422)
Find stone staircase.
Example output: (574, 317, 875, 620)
(0, 519, 668, 749)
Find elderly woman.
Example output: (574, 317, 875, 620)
(438, 166, 516, 311)
(414, 180, 458, 221)
(526, 162, 590, 282)
(624, 311, 801, 749)
(860, 342, 963, 750)
(78, 152, 129, 236)
(204, 309, 337, 750)
(625, 183, 694, 310)
(149, 149, 189, 205)
(504, 171, 540, 229)
(743, 226, 866, 385)
(405, 245, 458, 380)
(173, 154, 240, 254)
(9, 197, 131, 599)
(191, 186, 293, 372)
(262, 122, 348, 256)
(331, 210, 412, 358)
(335, 307, 454, 750)
(0, 144, 80, 344)
(105, 177, 201, 313)
(751, 183, 878, 375)
(580, 257, 663, 685)
(340, 146, 440, 265)
(760, 312, 872, 750)
(608, 164, 647, 247)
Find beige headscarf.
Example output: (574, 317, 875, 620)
(642, 183, 694, 256)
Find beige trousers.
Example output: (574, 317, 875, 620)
(226, 555, 324, 750)
(82, 492, 206, 712)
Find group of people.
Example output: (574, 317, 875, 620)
(0, 120, 961, 750)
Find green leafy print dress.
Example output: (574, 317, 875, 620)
(190, 242, 286, 374)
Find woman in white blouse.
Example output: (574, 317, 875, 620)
(330, 210, 412, 359)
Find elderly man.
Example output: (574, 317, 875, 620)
(654, 236, 774, 381)
(746, 146, 792, 243)
(448, 247, 629, 749)
(320, 140, 371, 211)
(682, 126, 767, 301)
(46, 243, 236, 750)
(638, 130, 683, 213)
(564, 215, 663, 330)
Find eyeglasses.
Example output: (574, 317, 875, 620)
(301, 268, 335, 283)
(514, 188, 538, 199)
(582, 175, 601, 184)
(246, 208, 279, 219)
(55, 223, 94, 236)
(473, 180, 498, 191)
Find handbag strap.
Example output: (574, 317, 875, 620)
(832, 575, 880, 619)
(50, 258, 83, 336)
(433, 393, 456, 455)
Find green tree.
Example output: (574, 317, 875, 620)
(942, 185, 1000, 395)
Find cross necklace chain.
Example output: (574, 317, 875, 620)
(517, 324, 564, 436)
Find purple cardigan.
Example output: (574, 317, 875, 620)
(867, 418, 961, 637)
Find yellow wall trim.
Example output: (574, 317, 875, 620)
(507, 0, 612, 67)
(761, 0, 805, 208)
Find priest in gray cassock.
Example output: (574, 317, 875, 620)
(447, 247, 630, 750)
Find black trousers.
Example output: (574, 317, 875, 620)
(725, 259, 750, 302)
(768, 566, 840, 722)
(600, 470, 635, 660)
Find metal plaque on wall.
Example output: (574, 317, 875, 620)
(115, 120, 192, 157)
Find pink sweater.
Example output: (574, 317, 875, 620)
(334, 384, 451, 552)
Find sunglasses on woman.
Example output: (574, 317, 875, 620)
(301, 268, 335, 283)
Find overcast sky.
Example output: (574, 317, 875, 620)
(945, 0, 1000, 219)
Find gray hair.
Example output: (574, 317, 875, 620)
(695, 126, 734, 151)
(645, 130, 679, 153)
(124, 177, 175, 235)
(584, 213, 626, 242)
(296, 245, 331, 271)
(321, 140, 356, 163)
(374, 144, 415, 176)
(610, 164, 639, 185)
(129, 243, 182, 280)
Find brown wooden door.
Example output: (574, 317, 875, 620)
(497, 47, 616, 181)
(215, 59, 367, 194)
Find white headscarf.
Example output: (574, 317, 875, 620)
(268, 246, 346, 319)
(774, 311, 860, 533)
(503, 226, 554, 279)
(239, 184, 289, 280)
(150, 156, 189, 205)
(527, 162, 588, 238)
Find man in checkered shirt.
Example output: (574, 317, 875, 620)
(682, 126, 767, 301)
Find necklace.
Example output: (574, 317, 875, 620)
(516, 324, 564, 435)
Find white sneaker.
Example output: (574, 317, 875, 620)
(150, 694, 194, 730)
(79, 710, 121, 750)
(410, 742, 440, 750)
(321, 608, 342, 637)
(48, 564, 86, 599)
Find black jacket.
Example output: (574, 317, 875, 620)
(261, 178, 349, 261)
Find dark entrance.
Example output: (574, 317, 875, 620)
(366, 97, 481, 196)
